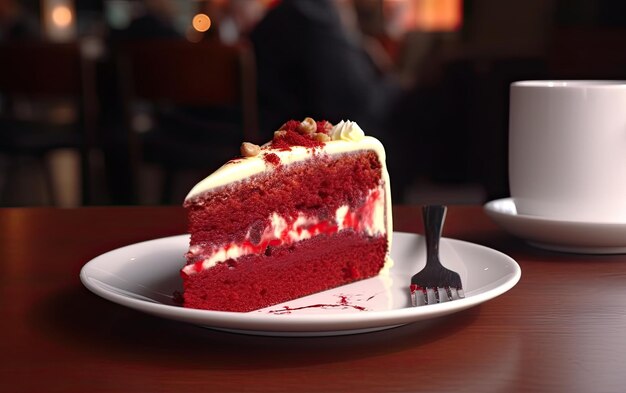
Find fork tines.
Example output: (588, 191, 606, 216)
(410, 284, 465, 306)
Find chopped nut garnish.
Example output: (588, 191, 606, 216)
(313, 132, 330, 142)
(297, 117, 317, 134)
(273, 130, 287, 139)
(240, 142, 260, 157)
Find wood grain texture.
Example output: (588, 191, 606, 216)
(2, 205, 626, 393)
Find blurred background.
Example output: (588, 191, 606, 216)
(1, 0, 625, 207)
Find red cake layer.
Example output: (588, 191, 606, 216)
(184, 151, 382, 248)
(182, 231, 387, 312)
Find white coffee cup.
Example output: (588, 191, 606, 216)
(509, 80, 626, 222)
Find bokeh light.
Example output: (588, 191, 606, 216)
(51, 5, 73, 28)
(192, 13, 212, 33)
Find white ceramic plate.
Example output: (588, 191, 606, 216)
(80, 232, 521, 336)
(485, 198, 626, 254)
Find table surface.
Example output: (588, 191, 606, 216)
(2, 205, 626, 393)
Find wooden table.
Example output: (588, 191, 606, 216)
(2, 205, 626, 393)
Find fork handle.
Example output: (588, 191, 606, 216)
(423, 205, 447, 264)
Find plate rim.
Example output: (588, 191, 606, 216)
(80, 231, 521, 334)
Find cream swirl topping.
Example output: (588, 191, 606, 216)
(330, 120, 365, 142)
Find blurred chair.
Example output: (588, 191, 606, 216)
(0, 41, 98, 206)
(116, 39, 258, 204)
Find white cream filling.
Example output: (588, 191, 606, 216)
(183, 187, 386, 275)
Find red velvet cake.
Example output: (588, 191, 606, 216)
(181, 118, 393, 312)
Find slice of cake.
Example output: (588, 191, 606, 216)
(181, 118, 392, 312)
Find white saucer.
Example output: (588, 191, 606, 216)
(484, 198, 626, 254)
(80, 232, 520, 337)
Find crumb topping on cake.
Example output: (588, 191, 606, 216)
(268, 117, 333, 149)
(263, 152, 281, 166)
(239, 118, 365, 157)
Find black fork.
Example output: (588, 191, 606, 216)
(410, 205, 465, 306)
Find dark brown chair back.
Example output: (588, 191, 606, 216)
(0, 41, 98, 205)
(118, 39, 258, 142)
